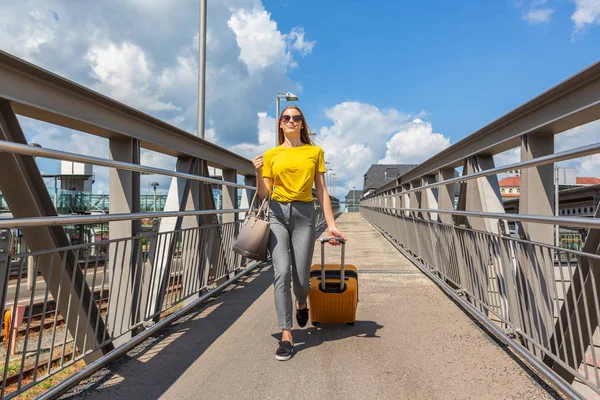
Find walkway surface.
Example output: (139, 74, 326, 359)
(64, 213, 557, 400)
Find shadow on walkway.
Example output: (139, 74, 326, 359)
(271, 320, 384, 355)
(64, 265, 274, 400)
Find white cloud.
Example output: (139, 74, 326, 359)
(314, 102, 450, 195)
(287, 27, 316, 56)
(518, 0, 555, 24)
(86, 42, 179, 112)
(228, 8, 289, 74)
(0, 0, 314, 190)
(379, 119, 451, 164)
(0, 7, 58, 58)
(229, 112, 274, 159)
(227, 7, 314, 75)
(554, 119, 600, 176)
(571, 0, 600, 31)
(524, 8, 554, 23)
(493, 148, 521, 168)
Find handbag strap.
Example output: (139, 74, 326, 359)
(247, 190, 270, 220)
(257, 193, 270, 220)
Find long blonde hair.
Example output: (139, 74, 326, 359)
(278, 105, 313, 146)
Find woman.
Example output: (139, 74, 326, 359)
(252, 105, 346, 361)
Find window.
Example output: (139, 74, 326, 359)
(385, 168, 398, 180)
(509, 188, 513, 193)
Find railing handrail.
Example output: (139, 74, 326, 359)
(0, 208, 247, 228)
(0, 50, 254, 175)
(384, 59, 600, 186)
(0, 140, 254, 190)
(370, 141, 600, 199)
(363, 205, 600, 229)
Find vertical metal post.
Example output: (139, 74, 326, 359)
(421, 175, 438, 221)
(555, 166, 560, 247)
(221, 169, 238, 224)
(275, 96, 280, 147)
(520, 134, 555, 358)
(437, 168, 457, 224)
(148, 158, 202, 313)
(0, 100, 110, 360)
(197, 0, 207, 139)
(520, 134, 554, 244)
(108, 138, 141, 345)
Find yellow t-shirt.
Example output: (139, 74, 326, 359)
(262, 145, 326, 202)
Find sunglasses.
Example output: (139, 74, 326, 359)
(280, 115, 302, 123)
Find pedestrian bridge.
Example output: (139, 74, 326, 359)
(59, 213, 554, 400)
(2, 51, 600, 399)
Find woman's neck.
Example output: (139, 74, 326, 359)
(281, 135, 304, 148)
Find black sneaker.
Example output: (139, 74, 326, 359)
(275, 340, 294, 361)
(296, 307, 309, 328)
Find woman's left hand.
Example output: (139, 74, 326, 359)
(328, 226, 347, 246)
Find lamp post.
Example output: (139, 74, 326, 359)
(275, 91, 299, 146)
(150, 182, 159, 212)
(352, 185, 356, 212)
(197, 0, 207, 139)
(331, 174, 337, 197)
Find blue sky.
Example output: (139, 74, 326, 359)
(1, 0, 600, 196)
(266, 0, 600, 141)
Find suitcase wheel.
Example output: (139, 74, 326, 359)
(311, 321, 320, 327)
(346, 322, 355, 326)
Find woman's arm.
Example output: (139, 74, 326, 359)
(252, 155, 273, 199)
(315, 172, 346, 245)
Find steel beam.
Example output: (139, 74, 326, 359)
(108, 138, 141, 345)
(402, 184, 411, 217)
(146, 158, 199, 318)
(457, 156, 504, 233)
(221, 169, 238, 224)
(0, 51, 254, 175)
(544, 204, 600, 383)
(516, 134, 555, 359)
(399, 60, 600, 183)
(520, 134, 555, 244)
(0, 100, 110, 358)
(437, 168, 457, 224)
(420, 175, 438, 221)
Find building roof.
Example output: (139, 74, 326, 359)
(576, 177, 600, 185)
(499, 176, 600, 187)
(345, 190, 363, 201)
(362, 164, 417, 192)
(499, 177, 521, 187)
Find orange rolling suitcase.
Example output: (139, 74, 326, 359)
(309, 237, 358, 326)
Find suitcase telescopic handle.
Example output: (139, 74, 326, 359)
(319, 237, 346, 291)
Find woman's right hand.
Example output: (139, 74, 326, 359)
(252, 155, 264, 172)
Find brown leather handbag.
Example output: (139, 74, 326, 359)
(232, 191, 270, 261)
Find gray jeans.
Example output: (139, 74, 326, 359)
(269, 200, 316, 329)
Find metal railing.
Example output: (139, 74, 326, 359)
(0, 49, 342, 399)
(0, 50, 227, 398)
(361, 59, 600, 399)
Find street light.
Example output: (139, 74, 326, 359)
(275, 91, 299, 146)
(150, 182, 159, 212)
(331, 174, 337, 197)
(352, 185, 356, 212)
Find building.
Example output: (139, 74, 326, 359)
(499, 176, 521, 200)
(362, 164, 417, 198)
(345, 189, 363, 212)
(499, 175, 600, 201)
